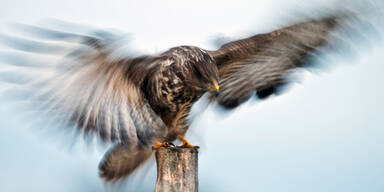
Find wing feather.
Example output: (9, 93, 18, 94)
(210, 14, 355, 108)
(0, 24, 167, 146)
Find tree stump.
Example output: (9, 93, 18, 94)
(154, 147, 198, 192)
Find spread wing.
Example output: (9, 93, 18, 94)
(210, 14, 354, 109)
(0, 24, 167, 146)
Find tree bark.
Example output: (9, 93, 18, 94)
(154, 147, 198, 192)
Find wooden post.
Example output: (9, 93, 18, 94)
(154, 147, 198, 192)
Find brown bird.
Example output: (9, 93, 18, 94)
(0, 12, 360, 181)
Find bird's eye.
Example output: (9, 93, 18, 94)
(170, 64, 177, 70)
(193, 65, 203, 79)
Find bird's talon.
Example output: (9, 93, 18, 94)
(152, 142, 174, 149)
(180, 143, 199, 148)
(178, 135, 199, 148)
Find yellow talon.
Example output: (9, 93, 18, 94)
(178, 136, 199, 148)
(152, 142, 174, 150)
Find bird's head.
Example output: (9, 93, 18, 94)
(185, 47, 220, 94)
(192, 60, 220, 94)
(168, 46, 220, 94)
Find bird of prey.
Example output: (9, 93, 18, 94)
(0, 12, 362, 181)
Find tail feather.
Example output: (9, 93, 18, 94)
(99, 144, 153, 181)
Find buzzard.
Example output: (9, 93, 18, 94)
(0, 12, 360, 181)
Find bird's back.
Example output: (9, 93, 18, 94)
(143, 46, 210, 140)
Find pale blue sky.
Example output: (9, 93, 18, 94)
(0, 0, 383, 191)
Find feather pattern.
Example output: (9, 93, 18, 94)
(210, 15, 348, 108)
(0, 26, 168, 146)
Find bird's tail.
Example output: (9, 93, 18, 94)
(98, 144, 153, 181)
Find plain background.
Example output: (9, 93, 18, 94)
(0, 0, 384, 191)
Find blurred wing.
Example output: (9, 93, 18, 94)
(210, 14, 350, 109)
(0, 24, 167, 146)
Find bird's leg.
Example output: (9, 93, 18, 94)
(178, 135, 199, 148)
(152, 141, 175, 149)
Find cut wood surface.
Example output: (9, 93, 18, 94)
(154, 147, 198, 192)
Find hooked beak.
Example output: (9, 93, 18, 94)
(209, 77, 220, 94)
